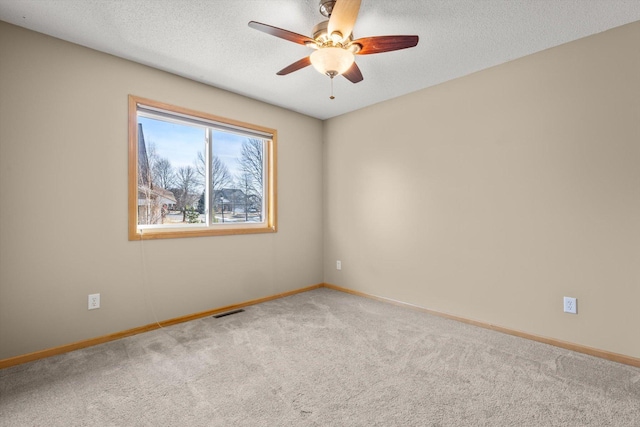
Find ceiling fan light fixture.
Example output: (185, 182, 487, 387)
(310, 47, 354, 77)
(249, 0, 419, 89)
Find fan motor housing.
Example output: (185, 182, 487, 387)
(319, 0, 335, 18)
(312, 20, 355, 48)
(312, 20, 330, 41)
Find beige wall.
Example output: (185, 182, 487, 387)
(324, 22, 640, 358)
(0, 22, 324, 360)
(2, 19, 639, 362)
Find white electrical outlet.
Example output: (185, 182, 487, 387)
(563, 296, 577, 314)
(336, 260, 342, 270)
(88, 293, 100, 310)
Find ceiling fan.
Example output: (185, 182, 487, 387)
(248, 0, 419, 98)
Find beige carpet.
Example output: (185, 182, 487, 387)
(1, 288, 639, 426)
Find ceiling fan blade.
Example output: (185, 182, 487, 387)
(352, 35, 419, 55)
(327, 0, 361, 39)
(277, 57, 312, 75)
(248, 21, 315, 46)
(342, 62, 363, 83)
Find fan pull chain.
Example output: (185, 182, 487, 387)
(330, 76, 335, 100)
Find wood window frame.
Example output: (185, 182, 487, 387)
(128, 95, 277, 240)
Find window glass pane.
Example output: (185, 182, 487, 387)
(137, 116, 206, 227)
(213, 132, 265, 224)
(136, 115, 267, 228)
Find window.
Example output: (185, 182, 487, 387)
(128, 95, 277, 240)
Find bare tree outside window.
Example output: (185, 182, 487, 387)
(172, 165, 201, 222)
(239, 138, 264, 221)
(196, 151, 233, 218)
(152, 157, 176, 190)
(236, 172, 255, 222)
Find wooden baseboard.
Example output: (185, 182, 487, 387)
(0, 284, 322, 369)
(3, 282, 638, 370)
(323, 283, 640, 368)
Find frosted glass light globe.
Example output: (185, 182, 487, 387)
(310, 47, 355, 76)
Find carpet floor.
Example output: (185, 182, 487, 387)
(1, 288, 639, 426)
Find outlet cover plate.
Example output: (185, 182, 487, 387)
(563, 296, 577, 314)
(89, 293, 100, 310)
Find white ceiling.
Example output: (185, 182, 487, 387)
(1, 0, 640, 120)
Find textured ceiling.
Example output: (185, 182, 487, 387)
(1, 0, 640, 120)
